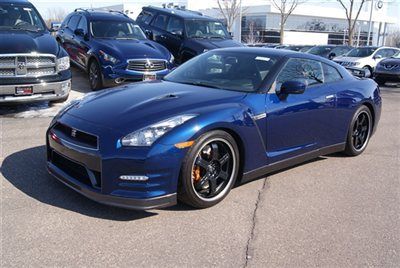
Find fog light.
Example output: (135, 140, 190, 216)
(61, 80, 71, 94)
(119, 175, 148, 181)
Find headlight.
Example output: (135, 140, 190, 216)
(57, 56, 70, 72)
(121, 114, 196, 147)
(99, 50, 118, 64)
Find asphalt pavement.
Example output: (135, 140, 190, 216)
(1, 67, 399, 267)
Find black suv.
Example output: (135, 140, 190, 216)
(0, 0, 71, 104)
(137, 6, 243, 64)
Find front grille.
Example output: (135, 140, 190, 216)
(127, 59, 167, 72)
(0, 54, 57, 78)
(51, 151, 101, 188)
(52, 123, 98, 150)
(383, 64, 399, 70)
(337, 61, 357, 67)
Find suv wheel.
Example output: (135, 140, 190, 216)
(89, 60, 103, 91)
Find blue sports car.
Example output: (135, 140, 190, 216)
(46, 48, 382, 209)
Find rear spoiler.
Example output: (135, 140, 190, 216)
(346, 67, 371, 78)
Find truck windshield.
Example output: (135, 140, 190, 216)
(0, 4, 45, 31)
(185, 20, 229, 39)
(91, 21, 147, 40)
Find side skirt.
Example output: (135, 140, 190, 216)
(241, 143, 346, 183)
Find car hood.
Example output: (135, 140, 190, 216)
(95, 39, 170, 60)
(66, 80, 246, 131)
(334, 56, 363, 62)
(0, 30, 60, 56)
(378, 58, 400, 65)
(190, 38, 243, 50)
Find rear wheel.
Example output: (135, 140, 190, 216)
(178, 130, 240, 208)
(344, 105, 372, 156)
(88, 60, 103, 91)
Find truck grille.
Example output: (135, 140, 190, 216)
(0, 54, 57, 78)
(127, 59, 167, 72)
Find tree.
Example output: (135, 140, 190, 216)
(386, 30, 400, 47)
(216, 0, 243, 33)
(270, 0, 304, 45)
(45, 8, 68, 27)
(336, 0, 367, 46)
(244, 21, 261, 44)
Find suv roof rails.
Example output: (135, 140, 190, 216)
(74, 7, 129, 18)
(154, 5, 203, 16)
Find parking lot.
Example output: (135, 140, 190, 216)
(1, 67, 400, 267)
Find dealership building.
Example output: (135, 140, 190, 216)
(97, 0, 398, 46)
(199, 1, 399, 46)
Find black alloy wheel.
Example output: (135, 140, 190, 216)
(344, 105, 372, 156)
(89, 60, 103, 91)
(179, 131, 239, 208)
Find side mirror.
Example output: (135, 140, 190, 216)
(328, 52, 336, 60)
(74, 28, 85, 36)
(279, 81, 306, 96)
(145, 30, 154, 40)
(373, 54, 382, 60)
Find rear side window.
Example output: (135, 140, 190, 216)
(67, 15, 80, 30)
(323, 64, 342, 83)
(276, 58, 324, 88)
(76, 16, 87, 32)
(152, 14, 168, 29)
(137, 10, 155, 25)
(166, 16, 183, 34)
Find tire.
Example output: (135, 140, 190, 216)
(88, 60, 103, 91)
(178, 130, 240, 208)
(362, 66, 372, 78)
(344, 105, 372, 156)
(374, 76, 386, 86)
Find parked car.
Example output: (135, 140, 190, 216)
(47, 48, 381, 210)
(0, 0, 71, 104)
(306, 45, 352, 59)
(373, 51, 400, 85)
(283, 45, 313, 52)
(333, 46, 400, 77)
(57, 8, 174, 90)
(137, 6, 243, 64)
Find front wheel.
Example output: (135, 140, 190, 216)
(344, 105, 372, 156)
(88, 60, 103, 91)
(178, 130, 240, 208)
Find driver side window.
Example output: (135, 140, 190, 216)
(275, 58, 324, 90)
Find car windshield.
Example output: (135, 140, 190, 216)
(90, 21, 147, 39)
(392, 51, 400, 58)
(307, 46, 333, 55)
(0, 4, 45, 31)
(185, 20, 229, 39)
(346, 47, 376, 57)
(164, 51, 279, 92)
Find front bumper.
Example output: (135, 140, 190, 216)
(374, 70, 400, 82)
(0, 79, 71, 104)
(48, 162, 177, 210)
(101, 64, 172, 86)
(46, 114, 185, 210)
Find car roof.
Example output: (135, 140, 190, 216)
(73, 9, 131, 21)
(0, 0, 32, 4)
(143, 6, 217, 20)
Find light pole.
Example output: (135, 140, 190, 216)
(357, 22, 361, 47)
(367, 0, 374, 46)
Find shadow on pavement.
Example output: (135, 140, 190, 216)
(1, 146, 157, 221)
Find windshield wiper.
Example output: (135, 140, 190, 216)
(180, 81, 223, 89)
(207, 36, 226, 39)
(12, 26, 40, 32)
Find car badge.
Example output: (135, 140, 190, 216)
(71, 129, 77, 138)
